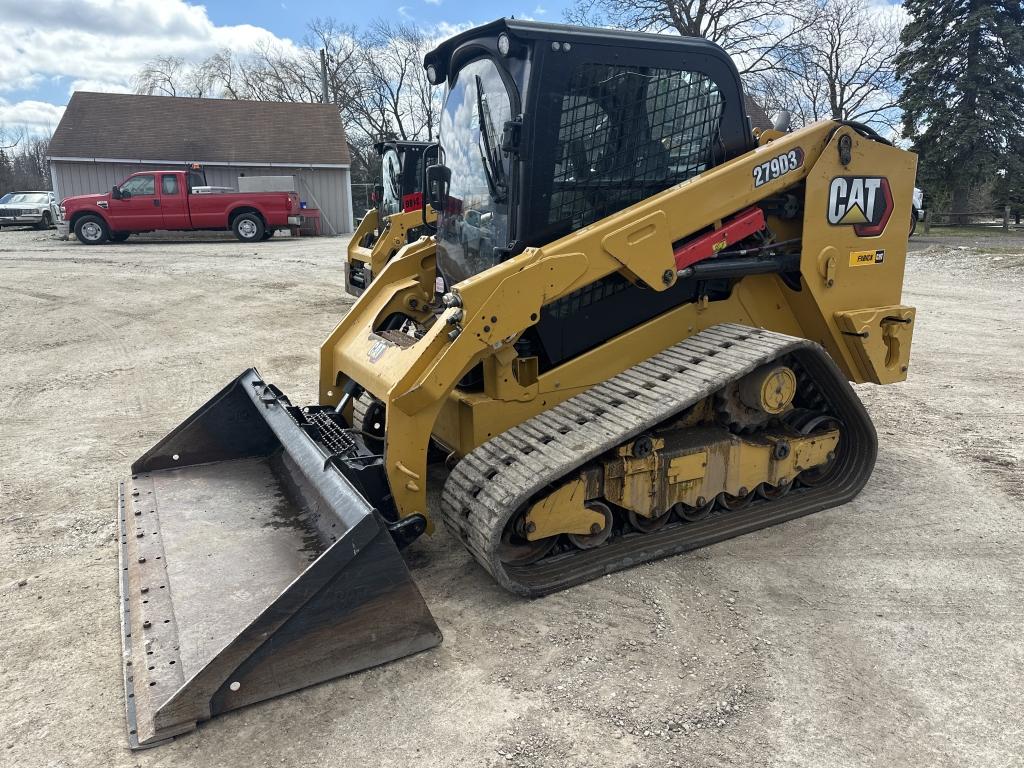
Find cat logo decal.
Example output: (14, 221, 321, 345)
(827, 176, 893, 237)
(368, 339, 389, 363)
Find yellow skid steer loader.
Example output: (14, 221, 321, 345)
(117, 19, 917, 747)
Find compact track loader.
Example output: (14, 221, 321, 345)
(118, 19, 917, 747)
(346, 140, 437, 296)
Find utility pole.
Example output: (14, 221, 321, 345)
(319, 48, 330, 104)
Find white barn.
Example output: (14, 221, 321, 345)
(48, 92, 353, 234)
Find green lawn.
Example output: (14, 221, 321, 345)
(920, 225, 1024, 239)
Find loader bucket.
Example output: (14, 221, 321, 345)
(116, 368, 441, 748)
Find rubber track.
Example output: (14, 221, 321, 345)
(441, 324, 877, 596)
(352, 395, 370, 432)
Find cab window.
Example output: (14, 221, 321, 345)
(548, 64, 723, 231)
(121, 175, 156, 197)
(161, 175, 179, 196)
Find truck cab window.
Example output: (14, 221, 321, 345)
(121, 175, 156, 197)
(162, 175, 179, 195)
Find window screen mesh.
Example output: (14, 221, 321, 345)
(549, 64, 723, 229)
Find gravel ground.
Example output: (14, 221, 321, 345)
(1, 228, 1022, 768)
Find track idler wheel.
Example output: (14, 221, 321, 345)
(498, 522, 557, 566)
(568, 501, 614, 550)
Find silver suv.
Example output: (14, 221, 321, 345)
(0, 191, 57, 229)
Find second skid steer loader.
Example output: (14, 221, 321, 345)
(117, 19, 917, 747)
(346, 140, 438, 296)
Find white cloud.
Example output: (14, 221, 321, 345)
(424, 0, 443, 5)
(0, 0, 297, 133)
(398, 5, 414, 19)
(0, 4, 293, 96)
(434, 21, 477, 39)
(534, 5, 548, 14)
(0, 99, 66, 135)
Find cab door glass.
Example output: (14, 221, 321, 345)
(161, 175, 179, 196)
(120, 175, 156, 197)
(436, 57, 514, 284)
(381, 149, 402, 217)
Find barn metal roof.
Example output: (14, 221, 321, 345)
(49, 92, 350, 167)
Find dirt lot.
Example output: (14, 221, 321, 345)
(1, 228, 1022, 768)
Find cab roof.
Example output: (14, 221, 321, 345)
(373, 140, 434, 154)
(423, 18, 734, 84)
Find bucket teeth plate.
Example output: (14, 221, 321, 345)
(117, 368, 441, 748)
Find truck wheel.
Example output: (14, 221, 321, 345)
(110, 232, 131, 243)
(260, 229, 275, 240)
(909, 210, 917, 238)
(233, 213, 265, 242)
(35, 212, 52, 230)
(75, 215, 109, 245)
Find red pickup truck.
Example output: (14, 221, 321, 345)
(61, 169, 302, 244)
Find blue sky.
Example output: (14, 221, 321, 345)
(0, 0, 572, 133)
(0, 0, 909, 135)
(200, 0, 570, 39)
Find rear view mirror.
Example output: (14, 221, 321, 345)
(111, 186, 122, 200)
(425, 164, 451, 213)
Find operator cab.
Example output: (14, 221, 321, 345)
(424, 19, 754, 287)
(374, 140, 436, 218)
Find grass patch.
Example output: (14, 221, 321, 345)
(920, 225, 1024, 239)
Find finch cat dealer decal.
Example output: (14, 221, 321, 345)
(849, 248, 885, 267)
(827, 176, 893, 237)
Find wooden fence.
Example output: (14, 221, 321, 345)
(923, 206, 1018, 233)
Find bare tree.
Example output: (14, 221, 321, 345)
(565, 0, 903, 131)
(0, 132, 51, 192)
(130, 17, 444, 183)
(785, 0, 902, 130)
(305, 18, 364, 106)
(1, 125, 25, 151)
(565, 0, 816, 100)
(352, 21, 441, 143)
(134, 56, 187, 96)
(134, 55, 218, 97)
